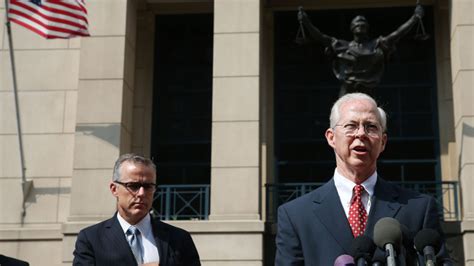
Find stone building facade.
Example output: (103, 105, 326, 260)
(0, 0, 473, 265)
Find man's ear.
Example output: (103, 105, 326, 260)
(325, 128, 336, 149)
(380, 133, 387, 152)
(110, 181, 118, 197)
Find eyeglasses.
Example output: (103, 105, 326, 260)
(114, 181, 156, 193)
(334, 122, 382, 137)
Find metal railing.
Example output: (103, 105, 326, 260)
(265, 181, 460, 223)
(152, 184, 210, 220)
(149, 181, 459, 221)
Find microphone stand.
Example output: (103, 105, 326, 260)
(385, 244, 397, 266)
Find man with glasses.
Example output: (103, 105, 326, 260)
(73, 154, 200, 266)
(275, 93, 451, 265)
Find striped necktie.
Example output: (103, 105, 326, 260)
(126, 226, 143, 264)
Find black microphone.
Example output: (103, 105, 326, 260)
(372, 248, 386, 266)
(334, 254, 355, 266)
(350, 235, 376, 266)
(373, 217, 402, 266)
(414, 228, 441, 266)
(399, 224, 417, 266)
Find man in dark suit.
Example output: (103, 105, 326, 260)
(275, 93, 451, 265)
(73, 154, 200, 266)
(0, 254, 29, 266)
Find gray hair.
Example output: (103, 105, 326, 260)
(112, 153, 156, 182)
(329, 93, 387, 132)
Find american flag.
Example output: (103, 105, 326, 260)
(7, 0, 90, 39)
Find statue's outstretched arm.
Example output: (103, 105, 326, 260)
(384, 4, 424, 45)
(298, 7, 333, 47)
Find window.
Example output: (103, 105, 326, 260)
(151, 14, 213, 185)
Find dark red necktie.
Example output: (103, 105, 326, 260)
(348, 184, 367, 237)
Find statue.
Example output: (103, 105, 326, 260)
(297, 4, 425, 96)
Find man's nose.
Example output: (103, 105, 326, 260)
(135, 186, 146, 196)
(354, 125, 367, 137)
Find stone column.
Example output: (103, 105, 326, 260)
(205, 0, 265, 264)
(210, 0, 261, 221)
(131, 7, 154, 156)
(450, 0, 474, 264)
(62, 0, 137, 262)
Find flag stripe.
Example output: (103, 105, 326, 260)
(8, 0, 90, 39)
(10, 1, 88, 28)
(10, 17, 74, 38)
(9, 11, 89, 37)
(9, 3, 87, 30)
(47, 0, 86, 13)
(41, 1, 89, 22)
(11, 0, 89, 24)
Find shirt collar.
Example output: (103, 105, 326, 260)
(116, 212, 152, 236)
(333, 168, 377, 197)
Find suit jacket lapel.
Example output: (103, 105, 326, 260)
(365, 178, 402, 238)
(104, 215, 137, 265)
(311, 179, 354, 253)
(151, 218, 170, 266)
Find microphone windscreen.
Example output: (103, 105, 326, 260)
(400, 223, 419, 265)
(373, 217, 402, 251)
(334, 254, 355, 266)
(414, 228, 441, 253)
(349, 235, 376, 262)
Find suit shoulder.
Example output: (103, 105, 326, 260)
(0, 255, 29, 266)
(154, 219, 192, 238)
(278, 183, 329, 210)
(77, 217, 114, 235)
(382, 180, 435, 204)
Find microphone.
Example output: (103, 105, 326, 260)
(372, 248, 386, 266)
(334, 254, 355, 266)
(350, 235, 376, 266)
(399, 224, 416, 266)
(414, 229, 441, 266)
(373, 217, 403, 266)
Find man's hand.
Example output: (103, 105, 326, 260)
(414, 4, 424, 19)
(140, 263, 159, 266)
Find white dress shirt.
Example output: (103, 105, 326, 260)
(117, 212, 160, 264)
(333, 168, 377, 218)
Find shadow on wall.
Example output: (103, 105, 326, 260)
(458, 122, 474, 178)
(25, 187, 71, 203)
(76, 124, 121, 148)
(462, 123, 474, 138)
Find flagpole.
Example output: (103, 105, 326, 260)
(4, 0, 30, 219)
